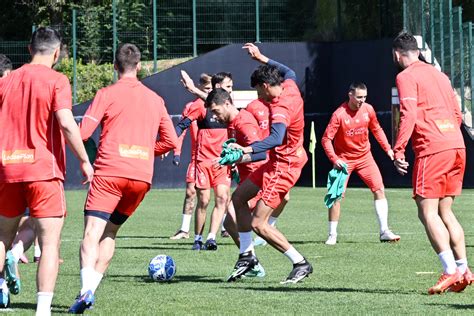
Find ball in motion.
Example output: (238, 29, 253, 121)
(148, 254, 176, 282)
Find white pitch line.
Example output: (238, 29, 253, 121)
(415, 271, 435, 275)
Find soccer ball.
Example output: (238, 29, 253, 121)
(148, 254, 176, 282)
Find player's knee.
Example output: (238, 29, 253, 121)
(186, 186, 196, 199)
(215, 193, 228, 207)
(197, 197, 210, 209)
(373, 189, 385, 199)
(251, 218, 266, 236)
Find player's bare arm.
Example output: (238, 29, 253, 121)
(180, 70, 208, 101)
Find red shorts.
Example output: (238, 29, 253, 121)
(248, 161, 302, 209)
(413, 148, 465, 198)
(345, 154, 384, 192)
(85, 176, 150, 217)
(0, 179, 66, 218)
(195, 160, 230, 189)
(186, 159, 196, 184)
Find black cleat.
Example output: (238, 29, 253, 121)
(280, 260, 313, 284)
(227, 251, 259, 282)
(203, 239, 218, 251)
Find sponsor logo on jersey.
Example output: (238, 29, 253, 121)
(435, 119, 456, 132)
(119, 144, 149, 160)
(2, 149, 35, 165)
(345, 127, 366, 137)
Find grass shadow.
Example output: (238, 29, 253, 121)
(115, 245, 190, 251)
(425, 303, 474, 310)
(228, 286, 418, 295)
(117, 235, 169, 240)
(105, 274, 224, 284)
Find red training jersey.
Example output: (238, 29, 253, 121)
(185, 99, 228, 162)
(394, 61, 464, 159)
(322, 102, 391, 164)
(228, 109, 267, 181)
(246, 98, 270, 138)
(80, 77, 177, 184)
(174, 100, 199, 159)
(0, 64, 72, 182)
(267, 79, 307, 168)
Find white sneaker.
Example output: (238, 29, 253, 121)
(380, 230, 400, 243)
(253, 236, 267, 247)
(325, 234, 337, 245)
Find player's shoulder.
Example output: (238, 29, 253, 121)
(333, 102, 348, 117)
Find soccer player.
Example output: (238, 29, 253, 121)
(169, 73, 212, 240)
(176, 72, 232, 251)
(321, 83, 401, 245)
(0, 27, 94, 314)
(392, 32, 471, 294)
(68, 43, 177, 313)
(226, 43, 312, 284)
(245, 96, 289, 246)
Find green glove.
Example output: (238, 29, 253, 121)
(218, 148, 243, 165)
(231, 168, 241, 184)
(222, 138, 237, 149)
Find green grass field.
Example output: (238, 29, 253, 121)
(6, 187, 474, 315)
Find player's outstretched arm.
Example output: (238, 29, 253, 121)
(180, 70, 208, 101)
(55, 109, 94, 184)
(242, 43, 296, 81)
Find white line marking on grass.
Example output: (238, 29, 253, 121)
(0, 308, 14, 312)
(416, 272, 435, 275)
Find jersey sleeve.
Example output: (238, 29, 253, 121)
(393, 73, 418, 160)
(185, 101, 206, 121)
(368, 106, 391, 153)
(155, 104, 179, 156)
(79, 89, 107, 141)
(53, 75, 72, 111)
(321, 112, 340, 164)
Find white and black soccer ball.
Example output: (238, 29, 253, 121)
(148, 254, 176, 282)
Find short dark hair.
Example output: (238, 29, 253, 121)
(199, 73, 212, 85)
(0, 54, 12, 77)
(30, 27, 62, 55)
(250, 64, 282, 88)
(349, 82, 367, 93)
(392, 31, 419, 53)
(211, 72, 232, 88)
(115, 43, 141, 73)
(205, 88, 233, 108)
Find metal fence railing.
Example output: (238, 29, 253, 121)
(403, 0, 474, 128)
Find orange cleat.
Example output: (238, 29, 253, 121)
(428, 270, 463, 295)
(449, 267, 474, 293)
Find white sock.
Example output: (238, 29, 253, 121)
(239, 231, 254, 254)
(283, 246, 305, 264)
(206, 232, 216, 241)
(221, 214, 227, 231)
(456, 258, 468, 274)
(438, 250, 457, 274)
(329, 221, 338, 236)
(268, 216, 278, 227)
(36, 292, 53, 316)
(34, 244, 42, 257)
(80, 267, 97, 295)
(11, 242, 24, 263)
(180, 214, 192, 233)
(194, 235, 202, 242)
(374, 199, 389, 234)
(90, 270, 103, 294)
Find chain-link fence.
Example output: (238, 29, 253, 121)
(403, 0, 474, 128)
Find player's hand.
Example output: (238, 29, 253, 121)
(228, 143, 252, 154)
(160, 152, 169, 160)
(180, 70, 196, 93)
(387, 149, 394, 161)
(242, 43, 269, 64)
(394, 158, 409, 175)
(333, 159, 346, 170)
(80, 161, 94, 184)
(172, 155, 180, 166)
(212, 157, 223, 169)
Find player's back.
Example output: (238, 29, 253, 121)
(246, 98, 269, 138)
(396, 62, 464, 156)
(269, 79, 307, 167)
(89, 77, 163, 182)
(0, 64, 71, 182)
